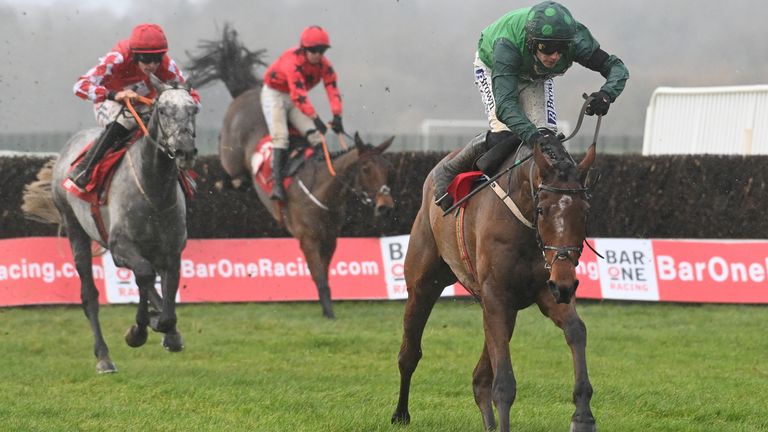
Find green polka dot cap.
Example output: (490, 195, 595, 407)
(525, 1, 576, 41)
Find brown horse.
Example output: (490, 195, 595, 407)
(255, 135, 394, 318)
(391, 138, 598, 431)
(186, 24, 396, 318)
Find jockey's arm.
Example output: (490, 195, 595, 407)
(491, 39, 539, 143)
(573, 24, 629, 102)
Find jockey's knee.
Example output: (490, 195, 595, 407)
(306, 130, 323, 146)
(271, 136, 289, 150)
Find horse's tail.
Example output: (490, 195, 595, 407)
(21, 159, 61, 225)
(185, 22, 267, 99)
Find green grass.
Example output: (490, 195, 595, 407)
(0, 300, 766, 431)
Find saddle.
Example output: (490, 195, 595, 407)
(251, 132, 316, 196)
(61, 133, 197, 243)
(61, 132, 140, 202)
(446, 171, 485, 209)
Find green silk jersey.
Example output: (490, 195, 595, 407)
(477, 7, 629, 141)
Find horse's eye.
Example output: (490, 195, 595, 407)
(536, 207, 544, 215)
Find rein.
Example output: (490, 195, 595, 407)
(319, 134, 337, 176)
(125, 97, 175, 159)
(444, 92, 602, 216)
(126, 93, 196, 160)
(122, 90, 196, 214)
(450, 94, 606, 270)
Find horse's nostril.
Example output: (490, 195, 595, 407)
(376, 206, 392, 217)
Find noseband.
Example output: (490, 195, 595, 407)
(533, 183, 591, 271)
(344, 153, 392, 208)
(353, 184, 391, 207)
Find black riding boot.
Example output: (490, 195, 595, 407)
(433, 132, 491, 211)
(68, 122, 131, 192)
(270, 148, 288, 201)
(433, 130, 522, 211)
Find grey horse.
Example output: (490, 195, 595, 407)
(23, 76, 199, 373)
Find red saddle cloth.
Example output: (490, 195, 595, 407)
(62, 136, 197, 205)
(251, 134, 315, 196)
(446, 171, 484, 208)
(61, 142, 129, 204)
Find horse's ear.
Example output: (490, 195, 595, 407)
(577, 144, 597, 183)
(533, 143, 554, 180)
(355, 132, 368, 154)
(376, 136, 395, 153)
(149, 74, 172, 93)
(354, 132, 364, 146)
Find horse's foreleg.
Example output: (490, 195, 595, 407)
(124, 280, 149, 348)
(299, 235, 336, 319)
(472, 343, 496, 431)
(536, 294, 596, 432)
(158, 263, 183, 352)
(63, 214, 116, 373)
(392, 279, 445, 425)
(112, 247, 163, 340)
(392, 212, 456, 425)
(481, 295, 518, 432)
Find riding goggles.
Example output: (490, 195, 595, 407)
(534, 39, 571, 55)
(305, 45, 329, 55)
(133, 52, 164, 64)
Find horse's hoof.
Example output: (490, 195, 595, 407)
(570, 420, 597, 432)
(162, 331, 184, 352)
(124, 324, 148, 348)
(150, 315, 176, 334)
(391, 411, 410, 425)
(323, 311, 336, 320)
(96, 359, 117, 374)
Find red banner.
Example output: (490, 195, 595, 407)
(654, 240, 768, 303)
(0, 237, 105, 306)
(2, 237, 767, 306)
(176, 238, 386, 302)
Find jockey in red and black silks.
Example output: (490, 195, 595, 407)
(261, 25, 345, 201)
(69, 23, 201, 192)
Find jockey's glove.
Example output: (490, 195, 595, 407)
(529, 130, 559, 149)
(586, 90, 611, 116)
(313, 116, 328, 135)
(331, 115, 344, 134)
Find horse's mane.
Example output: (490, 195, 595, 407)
(330, 144, 378, 160)
(185, 23, 267, 98)
(539, 140, 579, 182)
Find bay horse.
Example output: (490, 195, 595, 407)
(391, 137, 598, 431)
(22, 76, 199, 373)
(186, 24, 396, 319)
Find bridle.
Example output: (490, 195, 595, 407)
(145, 89, 198, 160)
(350, 184, 392, 208)
(499, 94, 605, 272)
(341, 151, 392, 208)
(531, 177, 592, 271)
(126, 87, 197, 161)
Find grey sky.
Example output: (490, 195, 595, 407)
(1, 0, 766, 140)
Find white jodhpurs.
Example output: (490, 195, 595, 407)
(473, 51, 558, 133)
(261, 85, 322, 150)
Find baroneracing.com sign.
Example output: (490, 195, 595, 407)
(1, 237, 766, 306)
